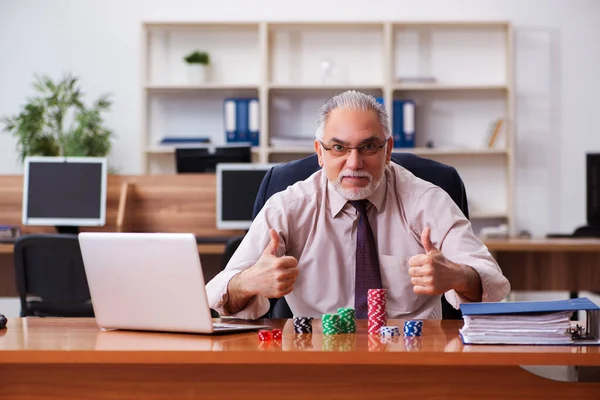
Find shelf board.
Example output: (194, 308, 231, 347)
(392, 84, 508, 91)
(392, 148, 508, 156)
(146, 147, 261, 154)
(470, 212, 509, 219)
(145, 84, 260, 92)
(268, 84, 383, 91)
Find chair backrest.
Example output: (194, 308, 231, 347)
(223, 153, 469, 320)
(13, 234, 94, 317)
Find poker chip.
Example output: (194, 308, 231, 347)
(293, 316, 313, 334)
(258, 330, 272, 341)
(403, 320, 423, 337)
(271, 328, 282, 340)
(379, 325, 400, 337)
(367, 289, 387, 334)
(337, 307, 357, 333)
(321, 313, 341, 335)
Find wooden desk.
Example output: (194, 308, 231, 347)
(0, 242, 225, 255)
(0, 318, 599, 399)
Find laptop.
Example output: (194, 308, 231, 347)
(78, 232, 269, 334)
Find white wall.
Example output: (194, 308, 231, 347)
(1, 0, 599, 237)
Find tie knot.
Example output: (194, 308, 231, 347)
(349, 200, 369, 215)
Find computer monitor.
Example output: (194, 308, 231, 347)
(587, 153, 600, 227)
(175, 144, 252, 173)
(22, 156, 108, 230)
(216, 163, 278, 230)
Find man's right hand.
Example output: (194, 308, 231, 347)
(237, 228, 299, 299)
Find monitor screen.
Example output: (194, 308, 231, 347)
(588, 153, 600, 226)
(175, 145, 252, 173)
(22, 156, 108, 227)
(216, 163, 277, 230)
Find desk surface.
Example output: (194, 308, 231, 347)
(0, 242, 225, 255)
(1, 318, 599, 366)
(2, 238, 600, 256)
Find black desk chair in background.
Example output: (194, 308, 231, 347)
(221, 153, 470, 320)
(14, 234, 94, 317)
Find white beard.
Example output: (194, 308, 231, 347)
(333, 169, 382, 200)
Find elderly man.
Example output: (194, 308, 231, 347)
(206, 90, 510, 320)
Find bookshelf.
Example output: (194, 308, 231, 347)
(141, 21, 514, 232)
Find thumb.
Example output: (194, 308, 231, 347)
(421, 226, 437, 253)
(263, 228, 280, 256)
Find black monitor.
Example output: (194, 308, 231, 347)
(216, 163, 277, 229)
(587, 153, 600, 227)
(175, 145, 252, 173)
(22, 157, 108, 233)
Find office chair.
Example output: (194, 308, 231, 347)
(223, 152, 470, 320)
(13, 234, 95, 317)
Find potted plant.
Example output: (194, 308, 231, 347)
(1, 73, 115, 166)
(184, 50, 210, 84)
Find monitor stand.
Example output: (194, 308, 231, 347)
(55, 226, 80, 235)
(573, 225, 600, 238)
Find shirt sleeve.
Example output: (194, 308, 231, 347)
(410, 187, 511, 309)
(205, 196, 289, 320)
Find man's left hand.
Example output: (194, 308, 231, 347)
(408, 226, 476, 296)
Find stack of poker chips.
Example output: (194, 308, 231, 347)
(379, 325, 400, 337)
(367, 288, 387, 334)
(337, 307, 357, 333)
(321, 313, 341, 335)
(403, 320, 423, 337)
(293, 316, 313, 334)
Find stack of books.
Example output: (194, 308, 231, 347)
(0, 225, 20, 243)
(459, 297, 600, 345)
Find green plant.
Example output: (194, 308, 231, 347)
(1, 73, 114, 163)
(184, 50, 210, 65)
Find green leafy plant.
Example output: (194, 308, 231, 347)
(1, 73, 115, 163)
(184, 50, 210, 65)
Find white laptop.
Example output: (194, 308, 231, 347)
(78, 232, 269, 334)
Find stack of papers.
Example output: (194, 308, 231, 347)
(459, 297, 600, 345)
(460, 311, 573, 344)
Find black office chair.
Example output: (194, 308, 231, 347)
(222, 153, 470, 320)
(13, 234, 94, 317)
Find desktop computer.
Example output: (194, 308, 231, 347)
(175, 144, 252, 173)
(22, 156, 108, 234)
(215, 163, 277, 230)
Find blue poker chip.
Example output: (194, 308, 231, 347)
(403, 320, 423, 337)
(379, 325, 401, 337)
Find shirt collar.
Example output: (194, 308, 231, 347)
(326, 165, 390, 218)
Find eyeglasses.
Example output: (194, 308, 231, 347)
(319, 138, 389, 157)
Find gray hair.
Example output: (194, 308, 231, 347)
(315, 90, 391, 140)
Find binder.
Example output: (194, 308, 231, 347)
(248, 98, 260, 146)
(459, 297, 600, 345)
(224, 99, 237, 143)
(236, 99, 249, 143)
(393, 99, 415, 148)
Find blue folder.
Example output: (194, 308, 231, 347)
(460, 297, 600, 316)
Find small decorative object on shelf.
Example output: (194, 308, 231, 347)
(184, 50, 210, 84)
(320, 59, 334, 85)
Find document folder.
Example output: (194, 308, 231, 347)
(459, 297, 600, 345)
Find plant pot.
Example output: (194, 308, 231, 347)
(187, 64, 208, 84)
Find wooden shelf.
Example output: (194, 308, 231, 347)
(392, 84, 508, 91)
(268, 84, 383, 91)
(146, 84, 260, 92)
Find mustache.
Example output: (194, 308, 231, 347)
(338, 170, 373, 179)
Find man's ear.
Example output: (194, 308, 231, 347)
(315, 140, 324, 167)
(386, 136, 394, 164)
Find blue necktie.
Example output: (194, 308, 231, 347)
(349, 200, 383, 319)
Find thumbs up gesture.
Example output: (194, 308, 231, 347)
(240, 228, 299, 299)
(407, 226, 464, 295)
